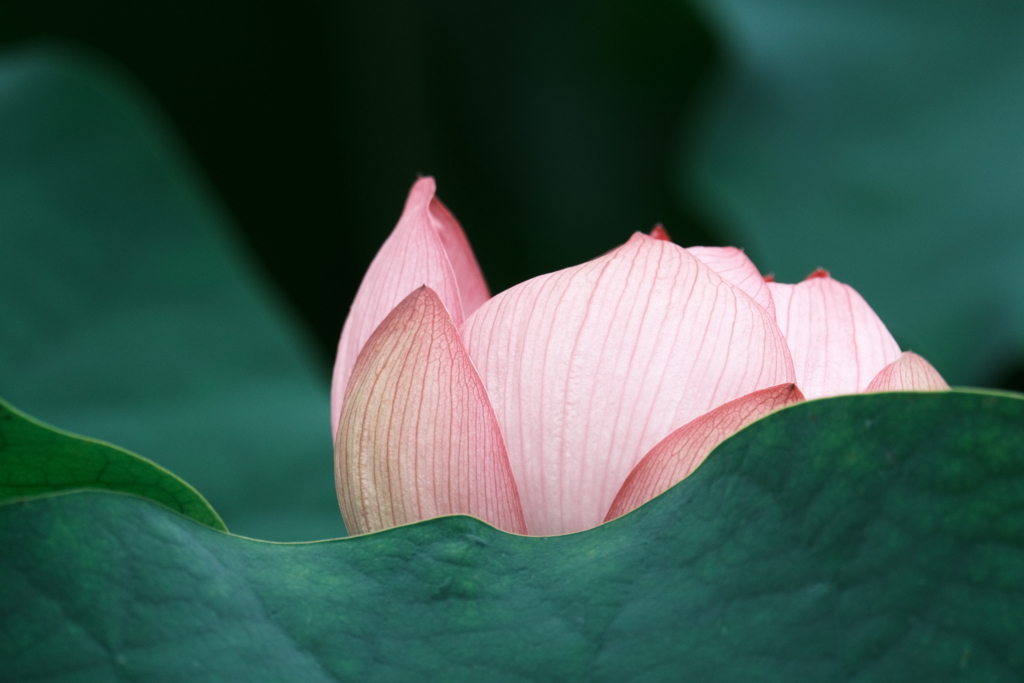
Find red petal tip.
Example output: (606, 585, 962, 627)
(649, 224, 672, 242)
(763, 273, 776, 282)
(804, 268, 831, 280)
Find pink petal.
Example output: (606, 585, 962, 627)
(460, 233, 795, 535)
(865, 351, 949, 392)
(331, 177, 490, 437)
(767, 275, 901, 399)
(605, 383, 804, 522)
(649, 224, 672, 241)
(688, 246, 776, 318)
(335, 286, 526, 535)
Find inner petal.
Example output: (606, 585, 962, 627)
(461, 234, 795, 535)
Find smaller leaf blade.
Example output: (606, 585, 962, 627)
(0, 396, 226, 531)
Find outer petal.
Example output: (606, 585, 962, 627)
(865, 351, 949, 392)
(605, 383, 804, 522)
(335, 286, 526, 535)
(688, 246, 776, 318)
(331, 177, 490, 437)
(767, 275, 901, 398)
(461, 233, 795, 535)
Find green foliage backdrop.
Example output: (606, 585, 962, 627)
(682, 0, 1024, 386)
(0, 49, 342, 541)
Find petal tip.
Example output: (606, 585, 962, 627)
(865, 351, 949, 392)
(604, 382, 806, 524)
(402, 176, 439, 212)
(649, 224, 672, 242)
(412, 174, 437, 192)
(336, 284, 526, 536)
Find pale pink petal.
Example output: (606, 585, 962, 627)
(460, 233, 795, 535)
(335, 286, 526, 535)
(331, 177, 490, 437)
(605, 383, 804, 522)
(688, 246, 776, 318)
(865, 351, 949, 392)
(428, 193, 491, 316)
(767, 275, 901, 399)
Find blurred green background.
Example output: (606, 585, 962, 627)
(0, 0, 716, 360)
(2, 0, 1023, 540)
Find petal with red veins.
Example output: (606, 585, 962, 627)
(461, 233, 795, 535)
(865, 351, 949, 392)
(331, 177, 490, 437)
(767, 276, 901, 399)
(688, 246, 776, 318)
(335, 286, 526, 536)
(605, 383, 804, 522)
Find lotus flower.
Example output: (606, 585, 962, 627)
(332, 178, 948, 536)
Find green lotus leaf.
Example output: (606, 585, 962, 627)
(0, 397, 225, 531)
(3, 390, 1021, 681)
(682, 0, 1024, 386)
(0, 45, 343, 541)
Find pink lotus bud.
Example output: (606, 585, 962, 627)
(333, 179, 948, 536)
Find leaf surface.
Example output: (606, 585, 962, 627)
(3, 391, 1022, 681)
